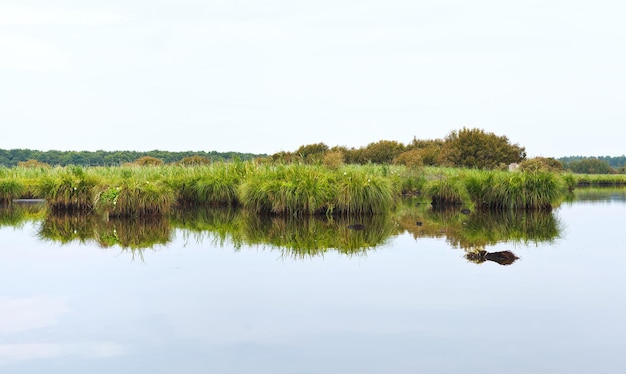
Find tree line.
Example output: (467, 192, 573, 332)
(266, 127, 527, 170)
(3, 128, 623, 174)
(0, 149, 263, 167)
(265, 128, 625, 174)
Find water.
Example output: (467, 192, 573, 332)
(1, 190, 625, 373)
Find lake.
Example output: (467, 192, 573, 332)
(1, 189, 625, 374)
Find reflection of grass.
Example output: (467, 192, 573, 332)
(0, 202, 47, 228)
(14, 198, 564, 257)
(240, 214, 396, 257)
(394, 200, 561, 250)
(38, 213, 172, 250)
(172, 206, 396, 256)
(570, 187, 626, 203)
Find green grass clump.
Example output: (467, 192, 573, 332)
(465, 170, 563, 210)
(424, 175, 470, 207)
(96, 180, 175, 217)
(37, 167, 100, 212)
(334, 167, 399, 215)
(0, 179, 25, 203)
(239, 164, 334, 215)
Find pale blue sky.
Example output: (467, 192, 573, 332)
(1, 0, 625, 157)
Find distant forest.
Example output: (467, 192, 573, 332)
(0, 149, 264, 167)
(558, 155, 626, 170)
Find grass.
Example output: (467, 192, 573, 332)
(1, 162, 578, 215)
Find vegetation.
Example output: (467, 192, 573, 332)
(4, 199, 562, 257)
(0, 149, 263, 167)
(438, 127, 526, 169)
(559, 155, 626, 172)
(264, 127, 526, 170)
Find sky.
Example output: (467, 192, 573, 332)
(1, 0, 625, 157)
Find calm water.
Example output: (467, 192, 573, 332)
(1, 190, 625, 374)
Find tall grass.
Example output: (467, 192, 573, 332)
(1, 163, 572, 214)
(0, 179, 25, 203)
(37, 166, 101, 212)
(334, 167, 399, 215)
(239, 164, 335, 215)
(465, 170, 563, 210)
(95, 180, 175, 217)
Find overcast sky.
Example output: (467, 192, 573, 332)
(1, 0, 624, 157)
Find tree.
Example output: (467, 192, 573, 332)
(360, 140, 406, 164)
(393, 149, 424, 169)
(134, 156, 164, 166)
(295, 143, 329, 164)
(179, 155, 211, 166)
(440, 128, 526, 169)
(566, 158, 613, 174)
(518, 157, 563, 172)
(407, 138, 444, 166)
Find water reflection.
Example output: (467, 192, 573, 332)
(568, 187, 626, 204)
(0, 201, 569, 265)
(0, 201, 46, 228)
(38, 214, 172, 252)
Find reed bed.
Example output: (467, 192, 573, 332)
(37, 167, 101, 212)
(239, 164, 335, 215)
(3, 163, 573, 215)
(464, 170, 564, 210)
(0, 179, 25, 203)
(334, 167, 399, 215)
(572, 173, 626, 187)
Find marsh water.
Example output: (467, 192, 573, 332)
(1, 189, 625, 374)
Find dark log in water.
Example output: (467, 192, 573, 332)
(465, 250, 519, 265)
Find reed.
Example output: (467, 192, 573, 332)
(177, 162, 246, 206)
(465, 170, 563, 210)
(0, 179, 25, 203)
(334, 167, 399, 215)
(95, 180, 176, 217)
(239, 164, 334, 215)
(573, 173, 626, 187)
(3, 163, 574, 214)
(37, 167, 101, 212)
(424, 175, 470, 207)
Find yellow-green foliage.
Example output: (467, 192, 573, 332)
(464, 170, 563, 210)
(0, 179, 25, 202)
(334, 167, 399, 215)
(96, 180, 175, 217)
(239, 164, 334, 215)
(394, 149, 424, 170)
(424, 176, 470, 207)
(322, 150, 345, 170)
(37, 167, 101, 212)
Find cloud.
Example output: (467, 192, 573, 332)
(0, 296, 70, 333)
